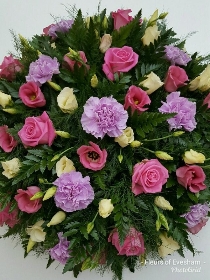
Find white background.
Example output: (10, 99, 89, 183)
(0, 0, 210, 279)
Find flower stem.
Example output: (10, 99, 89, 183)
(140, 146, 155, 154)
(143, 135, 172, 142)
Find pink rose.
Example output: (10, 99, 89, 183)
(0, 125, 17, 152)
(176, 165, 206, 193)
(203, 93, 210, 109)
(188, 219, 208, 234)
(108, 227, 145, 256)
(124, 85, 151, 114)
(63, 51, 89, 71)
(102, 46, 139, 81)
(164, 65, 188, 92)
(0, 204, 19, 228)
(19, 81, 46, 108)
(77, 141, 107, 171)
(14, 186, 42, 213)
(112, 9, 133, 30)
(0, 55, 23, 81)
(18, 111, 56, 147)
(132, 159, 169, 195)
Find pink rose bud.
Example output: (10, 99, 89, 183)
(112, 9, 133, 30)
(164, 65, 188, 92)
(0, 125, 17, 152)
(0, 55, 23, 81)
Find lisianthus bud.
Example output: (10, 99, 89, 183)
(56, 156, 76, 177)
(98, 199, 114, 218)
(2, 108, 20, 114)
(159, 213, 169, 231)
(55, 130, 71, 138)
(0, 91, 13, 108)
(99, 34, 112, 53)
(173, 131, 185, 137)
(1, 158, 21, 179)
(159, 12, 168, 19)
(91, 74, 98, 88)
(102, 16, 108, 30)
(154, 196, 173, 210)
(47, 211, 66, 227)
(158, 232, 180, 257)
(142, 25, 160, 46)
(47, 81, 61, 91)
(155, 151, 173, 160)
(130, 140, 142, 148)
(118, 154, 123, 163)
(148, 9, 158, 26)
(85, 17, 90, 28)
(115, 127, 134, 148)
(183, 149, 205, 164)
(68, 48, 80, 60)
(139, 72, 163, 94)
(27, 238, 36, 253)
(43, 186, 57, 201)
(57, 87, 78, 114)
(30, 191, 44, 200)
(87, 222, 94, 234)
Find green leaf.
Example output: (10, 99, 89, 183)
(177, 186, 185, 199)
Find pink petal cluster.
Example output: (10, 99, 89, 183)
(108, 227, 145, 256)
(77, 141, 107, 171)
(63, 51, 89, 71)
(19, 81, 46, 108)
(14, 186, 42, 213)
(18, 111, 56, 147)
(164, 65, 188, 92)
(0, 55, 23, 81)
(132, 159, 169, 195)
(124, 85, 151, 114)
(112, 9, 133, 30)
(176, 165, 206, 193)
(0, 204, 19, 228)
(0, 125, 17, 152)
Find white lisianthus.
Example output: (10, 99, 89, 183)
(142, 25, 160, 46)
(189, 64, 210, 92)
(56, 156, 76, 177)
(140, 72, 164, 94)
(26, 220, 46, 242)
(1, 158, 21, 179)
(158, 232, 180, 257)
(0, 91, 12, 108)
(57, 87, 78, 113)
(99, 199, 114, 218)
(99, 34, 112, 53)
(183, 149, 205, 164)
(114, 127, 134, 148)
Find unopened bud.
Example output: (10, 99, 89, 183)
(173, 131, 185, 137)
(55, 130, 71, 138)
(2, 108, 20, 114)
(130, 140, 142, 148)
(155, 151, 173, 160)
(30, 191, 44, 200)
(87, 222, 94, 234)
(43, 186, 57, 201)
(118, 154, 123, 163)
(47, 211, 66, 227)
(91, 74, 98, 88)
(47, 81, 61, 91)
(27, 238, 36, 253)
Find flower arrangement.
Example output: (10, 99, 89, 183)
(0, 6, 210, 280)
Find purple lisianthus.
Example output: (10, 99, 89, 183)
(48, 19, 74, 38)
(158, 91, 197, 131)
(81, 96, 128, 139)
(164, 45, 191, 66)
(48, 232, 70, 264)
(53, 171, 94, 212)
(26, 55, 60, 86)
(182, 203, 210, 234)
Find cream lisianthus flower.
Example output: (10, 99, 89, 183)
(47, 211, 66, 227)
(154, 196, 173, 210)
(57, 87, 78, 113)
(114, 127, 134, 148)
(183, 149, 205, 164)
(158, 232, 180, 257)
(99, 34, 112, 53)
(26, 220, 46, 242)
(1, 158, 21, 179)
(99, 199, 114, 218)
(189, 64, 210, 92)
(56, 156, 76, 177)
(140, 72, 164, 94)
(142, 25, 160, 46)
(0, 91, 12, 108)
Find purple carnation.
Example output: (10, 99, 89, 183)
(48, 232, 70, 264)
(158, 91, 197, 131)
(48, 19, 74, 38)
(182, 203, 209, 234)
(164, 45, 191, 66)
(53, 171, 94, 212)
(81, 96, 128, 139)
(26, 55, 60, 86)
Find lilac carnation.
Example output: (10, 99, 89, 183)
(53, 171, 94, 212)
(182, 203, 209, 234)
(48, 19, 74, 38)
(26, 55, 60, 86)
(164, 45, 192, 66)
(158, 91, 197, 131)
(81, 96, 128, 139)
(48, 232, 70, 264)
